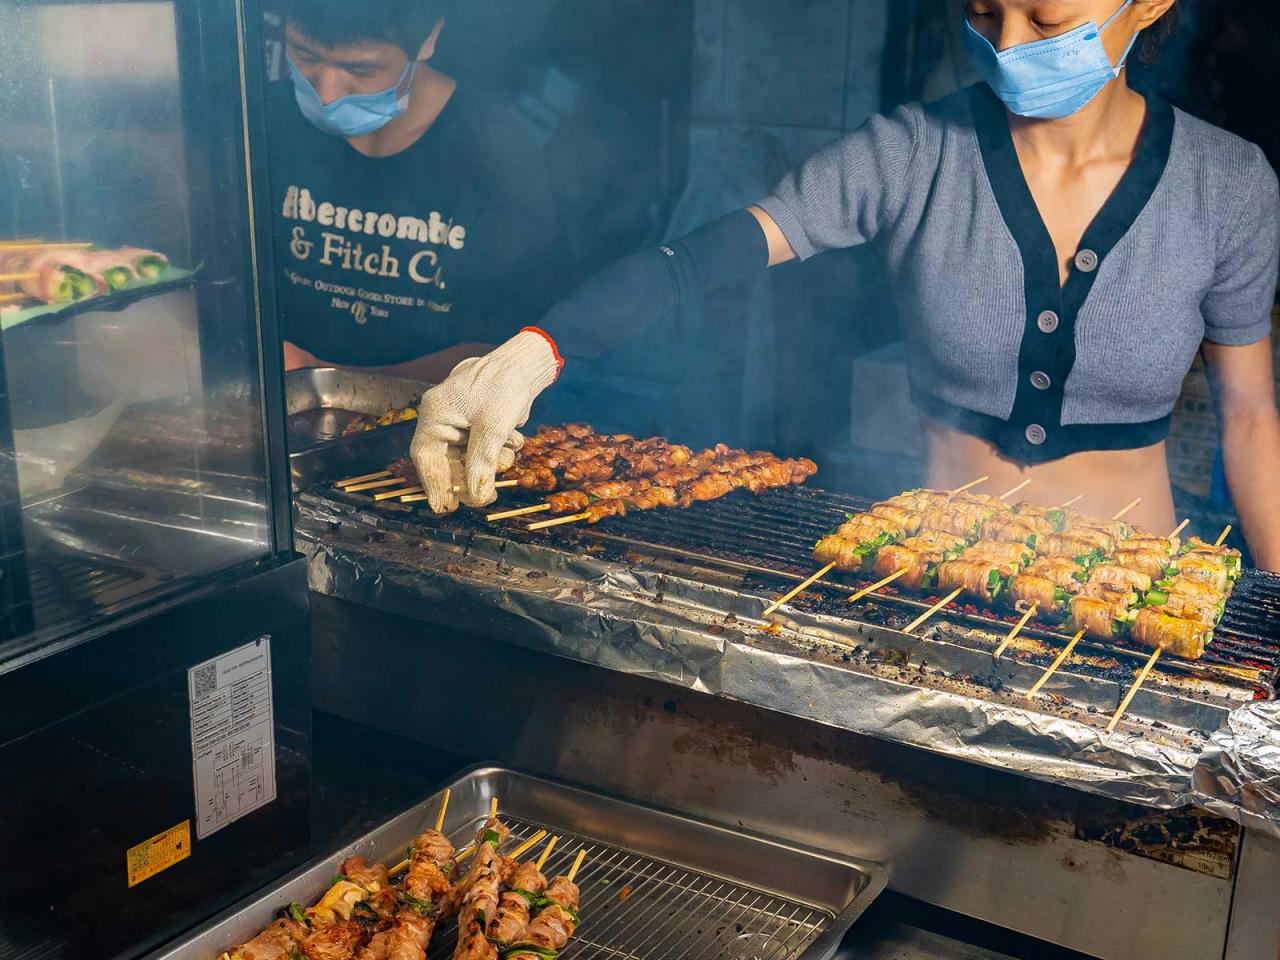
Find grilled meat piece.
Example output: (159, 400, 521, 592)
(1131, 607, 1210, 659)
(224, 918, 308, 960)
(963, 540, 1033, 567)
(936, 558, 1012, 603)
(547, 490, 590, 514)
(1025, 555, 1087, 589)
(869, 504, 922, 536)
(489, 861, 548, 947)
(1158, 591, 1222, 626)
(835, 513, 907, 543)
(584, 499, 629, 523)
(341, 856, 395, 919)
(871, 531, 967, 588)
(918, 502, 995, 538)
(1163, 576, 1224, 601)
(1035, 532, 1106, 559)
(302, 920, 364, 960)
(1084, 564, 1151, 596)
(403, 829, 454, 903)
(1173, 555, 1230, 592)
(1008, 574, 1062, 614)
(1110, 547, 1170, 580)
(814, 535, 873, 572)
(1068, 596, 1127, 641)
(522, 877, 581, 951)
(982, 513, 1049, 543)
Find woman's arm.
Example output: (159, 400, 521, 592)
(1203, 337, 1280, 571)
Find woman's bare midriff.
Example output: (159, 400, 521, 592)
(922, 416, 1177, 535)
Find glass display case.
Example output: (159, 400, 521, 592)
(0, 0, 293, 665)
(0, 3, 311, 959)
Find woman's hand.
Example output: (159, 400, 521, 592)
(409, 329, 561, 512)
(1204, 337, 1280, 572)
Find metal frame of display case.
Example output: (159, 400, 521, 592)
(0, 3, 310, 959)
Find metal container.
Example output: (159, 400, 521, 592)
(146, 766, 886, 960)
(285, 368, 429, 490)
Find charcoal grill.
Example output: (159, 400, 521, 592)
(327, 480, 1280, 699)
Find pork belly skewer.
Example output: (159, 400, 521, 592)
(218, 792, 452, 960)
(772, 476, 995, 617)
(487, 835, 559, 949)
(509, 850, 587, 959)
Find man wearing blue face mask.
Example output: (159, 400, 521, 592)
(266, 0, 558, 385)
(412, 0, 1280, 573)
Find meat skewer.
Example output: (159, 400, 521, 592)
(509, 851, 587, 958)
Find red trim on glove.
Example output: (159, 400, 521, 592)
(521, 326, 565, 380)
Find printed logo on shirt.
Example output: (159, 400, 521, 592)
(279, 184, 465, 327)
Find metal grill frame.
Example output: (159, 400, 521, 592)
(331, 481, 1280, 698)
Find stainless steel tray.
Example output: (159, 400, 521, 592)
(285, 368, 430, 490)
(147, 766, 885, 960)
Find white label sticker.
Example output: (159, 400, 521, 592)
(188, 636, 277, 840)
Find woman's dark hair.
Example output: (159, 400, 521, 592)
(278, 0, 446, 57)
(1137, 0, 1181, 64)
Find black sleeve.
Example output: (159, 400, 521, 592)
(538, 208, 771, 359)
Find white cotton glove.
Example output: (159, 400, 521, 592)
(410, 330, 561, 512)
(438, 436, 523, 508)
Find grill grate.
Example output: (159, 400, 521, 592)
(26, 549, 147, 629)
(335, 481, 1280, 693)
(427, 816, 833, 960)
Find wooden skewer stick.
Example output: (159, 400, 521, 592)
(0, 272, 36, 283)
(401, 494, 430, 504)
(374, 485, 422, 501)
(0, 240, 92, 250)
(949, 475, 990, 495)
(1058, 494, 1083, 508)
(998, 478, 1032, 500)
(993, 603, 1038, 660)
(488, 503, 552, 521)
(0, 292, 29, 304)
(902, 587, 965, 635)
(528, 511, 590, 531)
(1107, 646, 1162, 733)
(495, 479, 519, 489)
(1026, 629, 1085, 698)
(435, 788, 451, 832)
(566, 849, 587, 883)
(508, 829, 548, 860)
(536, 836, 559, 871)
(490, 797, 499, 819)
(345, 477, 405, 493)
(763, 561, 837, 617)
(847, 567, 909, 604)
(1111, 497, 1142, 521)
(1167, 518, 1190, 540)
(1214, 525, 1232, 548)
(337, 470, 392, 487)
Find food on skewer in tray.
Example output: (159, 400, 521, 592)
(341, 403, 420, 436)
(219, 797, 584, 960)
(811, 487, 1240, 661)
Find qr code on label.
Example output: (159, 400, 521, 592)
(192, 662, 217, 700)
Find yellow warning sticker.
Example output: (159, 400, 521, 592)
(127, 820, 191, 888)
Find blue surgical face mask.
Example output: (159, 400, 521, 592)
(288, 56, 417, 138)
(962, 1, 1140, 120)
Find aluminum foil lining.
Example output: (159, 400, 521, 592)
(1191, 700, 1280, 834)
(295, 494, 1280, 837)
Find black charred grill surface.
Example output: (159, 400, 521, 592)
(332, 482, 1280, 696)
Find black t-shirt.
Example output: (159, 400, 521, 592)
(265, 79, 559, 366)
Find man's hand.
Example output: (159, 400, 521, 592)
(409, 329, 561, 512)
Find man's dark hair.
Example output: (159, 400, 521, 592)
(1137, 1, 1181, 64)
(279, 0, 445, 58)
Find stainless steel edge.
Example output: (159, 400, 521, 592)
(285, 368, 427, 419)
(146, 766, 884, 960)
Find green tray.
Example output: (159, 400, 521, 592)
(1, 266, 198, 332)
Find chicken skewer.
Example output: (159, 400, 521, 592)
(508, 851, 587, 958)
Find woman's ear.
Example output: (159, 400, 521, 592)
(1134, 0, 1177, 30)
(416, 18, 444, 62)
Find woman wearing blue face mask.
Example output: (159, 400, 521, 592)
(413, 0, 1280, 572)
(265, 0, 559, 393)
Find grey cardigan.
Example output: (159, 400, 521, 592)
(758, 84, 1279, 463)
